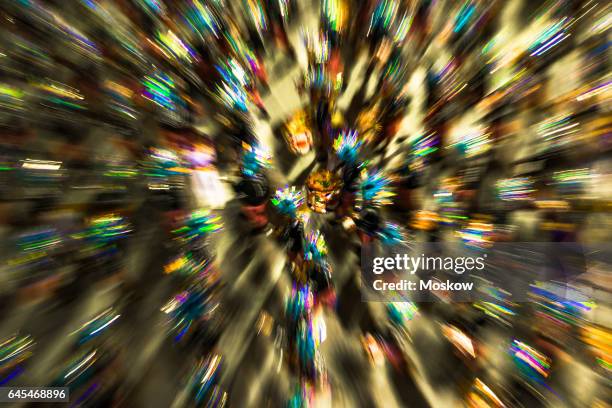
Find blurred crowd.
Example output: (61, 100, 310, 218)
(0, 0, 610, 406)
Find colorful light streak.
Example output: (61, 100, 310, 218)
(357, 169, 396, 207)
(376, 222, 406, 245)
(510, 340, 551, 379)
(496, 177, 535, 201)
(240, 143, 270, 177)
(271, 186, 304, 218)
(333, 129, 362, 164)
(303, 230, 327, 263)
